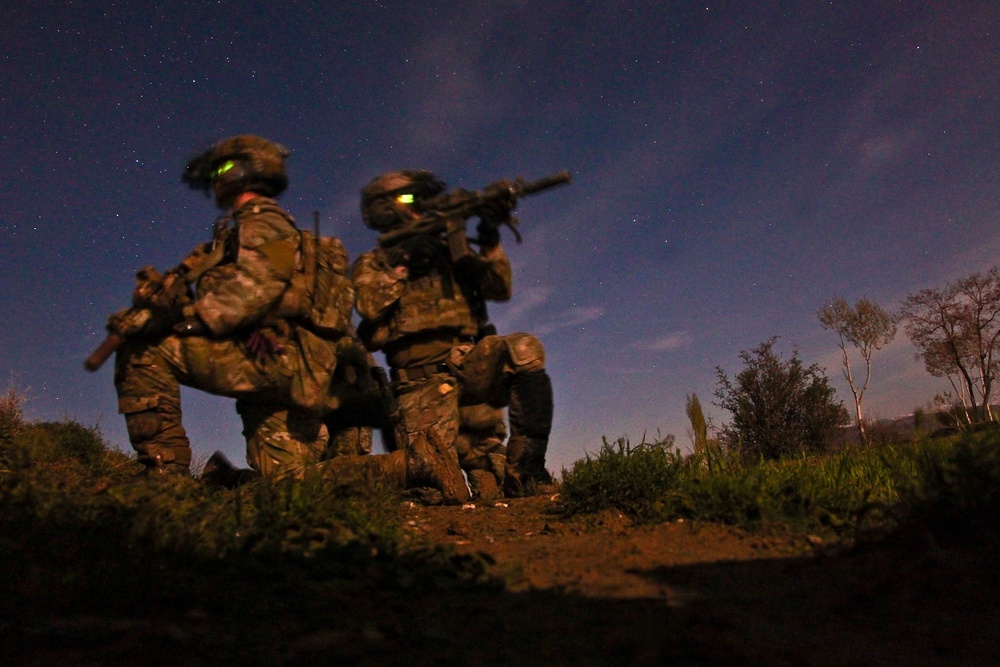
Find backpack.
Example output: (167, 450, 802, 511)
(281, 229, 355, 337)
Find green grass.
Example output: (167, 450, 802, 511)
(560, 431, 1000, 543)
(0, 394, 498, 621)
(4, 385, 999, 626)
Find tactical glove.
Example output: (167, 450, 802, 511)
(475, 219, 501, 250)
(475, 196, 513, 249)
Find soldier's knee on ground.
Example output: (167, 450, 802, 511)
(467, 469, 502, 501)
(243, 408, 327, 478)
(457, 404, 506, 460)
(456, 432, 506, 501)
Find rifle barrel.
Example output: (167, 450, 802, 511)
(520, 170, 571, 194)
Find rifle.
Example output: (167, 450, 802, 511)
(377, 170, 571, 263)
(364, 365, 403, 452)
(84, 237, 224, 372)
(324, 344, 404, 453)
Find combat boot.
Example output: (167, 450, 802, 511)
(201, 451, 259, 489)
(406, 433, 470, 505)
(467, 469, 502, 502)
(504, 435, 552, 497)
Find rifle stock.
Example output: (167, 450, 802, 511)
(84, 333, 125, 372)
(84, 306, 154, 372)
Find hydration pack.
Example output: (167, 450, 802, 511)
(279, 229, 355, 337)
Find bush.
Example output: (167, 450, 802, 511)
(560, 434, 908, 535)
(14, 420, 108, 466)
(559, 437, 685, 519)
(893, 428, 1000, 546)
(714, 338, 849, 460)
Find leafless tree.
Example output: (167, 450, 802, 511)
(818, 296, 898, 442)
(900, 267, 1000, 423)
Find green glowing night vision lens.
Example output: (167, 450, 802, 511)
(396, 193, 415, 204)
(212, 160, 237, 180)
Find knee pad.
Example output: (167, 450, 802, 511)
(503, 333, 545, 373)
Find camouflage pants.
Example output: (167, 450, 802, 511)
(394, 332, 553, 498)
(114, 330, 332, 476)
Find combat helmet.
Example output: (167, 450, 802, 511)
(360, 170, 445, 231)
(183, 134, 291, 207)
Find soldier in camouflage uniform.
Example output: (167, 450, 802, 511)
(353, 170, 555, 497)
(112, 136, 464, 500)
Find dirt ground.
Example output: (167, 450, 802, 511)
(7, 490, 998, 666)
(392, 492, 998, 666)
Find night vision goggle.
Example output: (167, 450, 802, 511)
(210, 160, 238, 181)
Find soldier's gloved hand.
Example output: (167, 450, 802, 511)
(173, 316, 208, 337)
(475, 219, 501, 250)
(246, 328, 284, 361)
(479, 194, 514, 220)
(476, 196, 514, 249)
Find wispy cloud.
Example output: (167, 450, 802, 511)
(402, 10, 526, 152)
(491, 285, 552, 331)
(536, 306, 605, 336)
(630, 331, 694, 352)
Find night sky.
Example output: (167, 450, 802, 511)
(3, 1, 998, 472)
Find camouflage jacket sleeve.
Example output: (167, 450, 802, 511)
(352, 250, 404, 322)
(474, 243, 513, 302)
(194, 198, 299, 336)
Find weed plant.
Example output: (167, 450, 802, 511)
(554, 437, 685, 518)
(0, 386, 24, 448)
